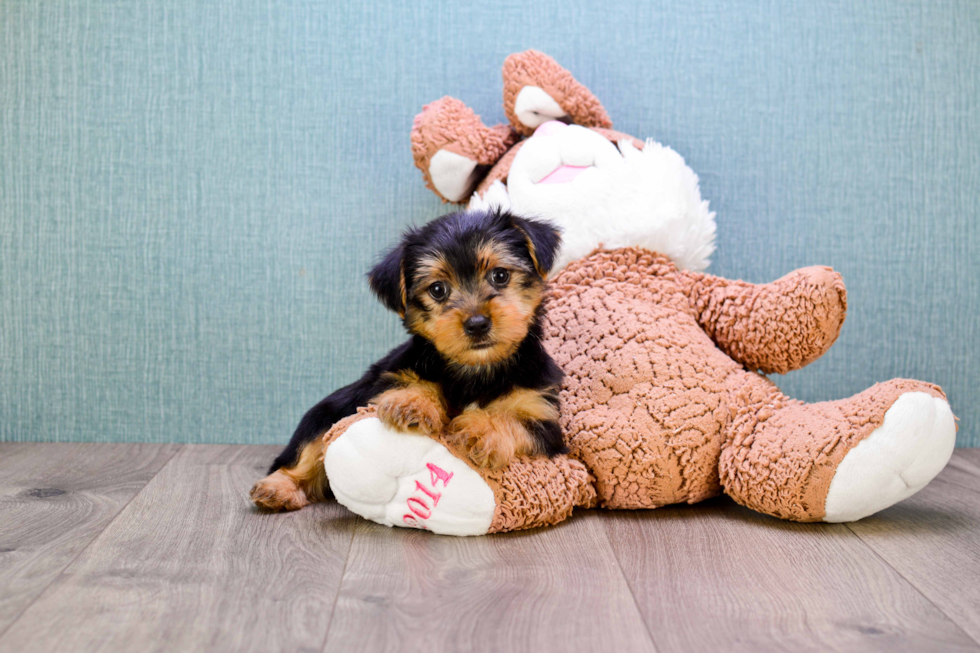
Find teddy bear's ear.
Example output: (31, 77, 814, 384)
(367, 242, 408, 317)
(411, 97, 519, 203)
(502, 50, 613, 137)
(510, 215, 562, 278)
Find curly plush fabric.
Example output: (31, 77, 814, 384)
(686, 266, 848, 374)
(540, 248, 946, 521)
(544, 248, 736, 508)
(483, 455, 596, 533)
(411, 97, 518, 202)
(502, 50, 612, 136)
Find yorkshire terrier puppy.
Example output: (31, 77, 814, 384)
(250, 208, 566, 511)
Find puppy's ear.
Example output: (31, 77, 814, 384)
(511, 216, 562, 277)
(368, 243, 408, 317)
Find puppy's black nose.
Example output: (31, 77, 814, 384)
(463, 314, 491, 338)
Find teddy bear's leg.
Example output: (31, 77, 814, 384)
(322, 409, 596, 535)
(324, 414, 497, 536)
(411, 96, 518, 203)
(720, 377, 956, 522)
(502, 50, 613, 136)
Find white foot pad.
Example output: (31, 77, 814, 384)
(824, 392, 956, 522)
(323, 418, 496, 536)
(513, 85, 569, 128)
(428, 150, 481, 203)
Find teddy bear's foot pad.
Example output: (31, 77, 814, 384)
(323, 417, 496, 536)
(428, 150, 484, 203)
(512, 86, 569, 130)
(824, 392, 956, 522)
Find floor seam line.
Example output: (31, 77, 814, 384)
(597, 513, 664, 653)
(0, 443, 185, 643)
(930, 473, 980, 498)
(844, 520, 980, 649)
(318, 519, 358, 652)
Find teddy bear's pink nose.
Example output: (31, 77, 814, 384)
(533, 120, 568, 138)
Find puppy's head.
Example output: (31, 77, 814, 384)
(369, 209, 561, 368)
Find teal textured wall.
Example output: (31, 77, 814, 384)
(1, 1, 978, 446)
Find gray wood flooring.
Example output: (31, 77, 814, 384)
(0, 443, 978, 653)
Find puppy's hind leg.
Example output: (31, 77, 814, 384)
(250, 438, 329, 511)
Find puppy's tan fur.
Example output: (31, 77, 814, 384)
(250, 436, 328, 511)
(449, 389, 559, 470)
(374, 370, 449, 434)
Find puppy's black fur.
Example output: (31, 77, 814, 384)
(268, 209, 565, 475)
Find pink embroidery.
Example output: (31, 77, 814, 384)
(407, 497, 432, 519)
(414, 480, 441, 506)
(427, 462, 453, 488)
(402, 463, 453, 529)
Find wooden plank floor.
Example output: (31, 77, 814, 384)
(0, 444, 978, 653)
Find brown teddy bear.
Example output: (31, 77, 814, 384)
(317, 51, 956, 535)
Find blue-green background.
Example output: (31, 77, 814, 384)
(2, 1, 978, 446)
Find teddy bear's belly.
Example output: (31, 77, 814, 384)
(544, 273, 746, 510)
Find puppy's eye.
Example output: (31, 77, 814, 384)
(489, 268, 510, 287)
(428, 281, 449, 301)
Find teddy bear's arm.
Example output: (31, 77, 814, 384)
(681, 266, 847, 374)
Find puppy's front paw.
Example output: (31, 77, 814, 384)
(449, 411, 519, 471)
(250, 471, 309, 511)
(375, 386, 447, 435)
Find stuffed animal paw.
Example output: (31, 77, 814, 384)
(322, 409, 595, 535)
